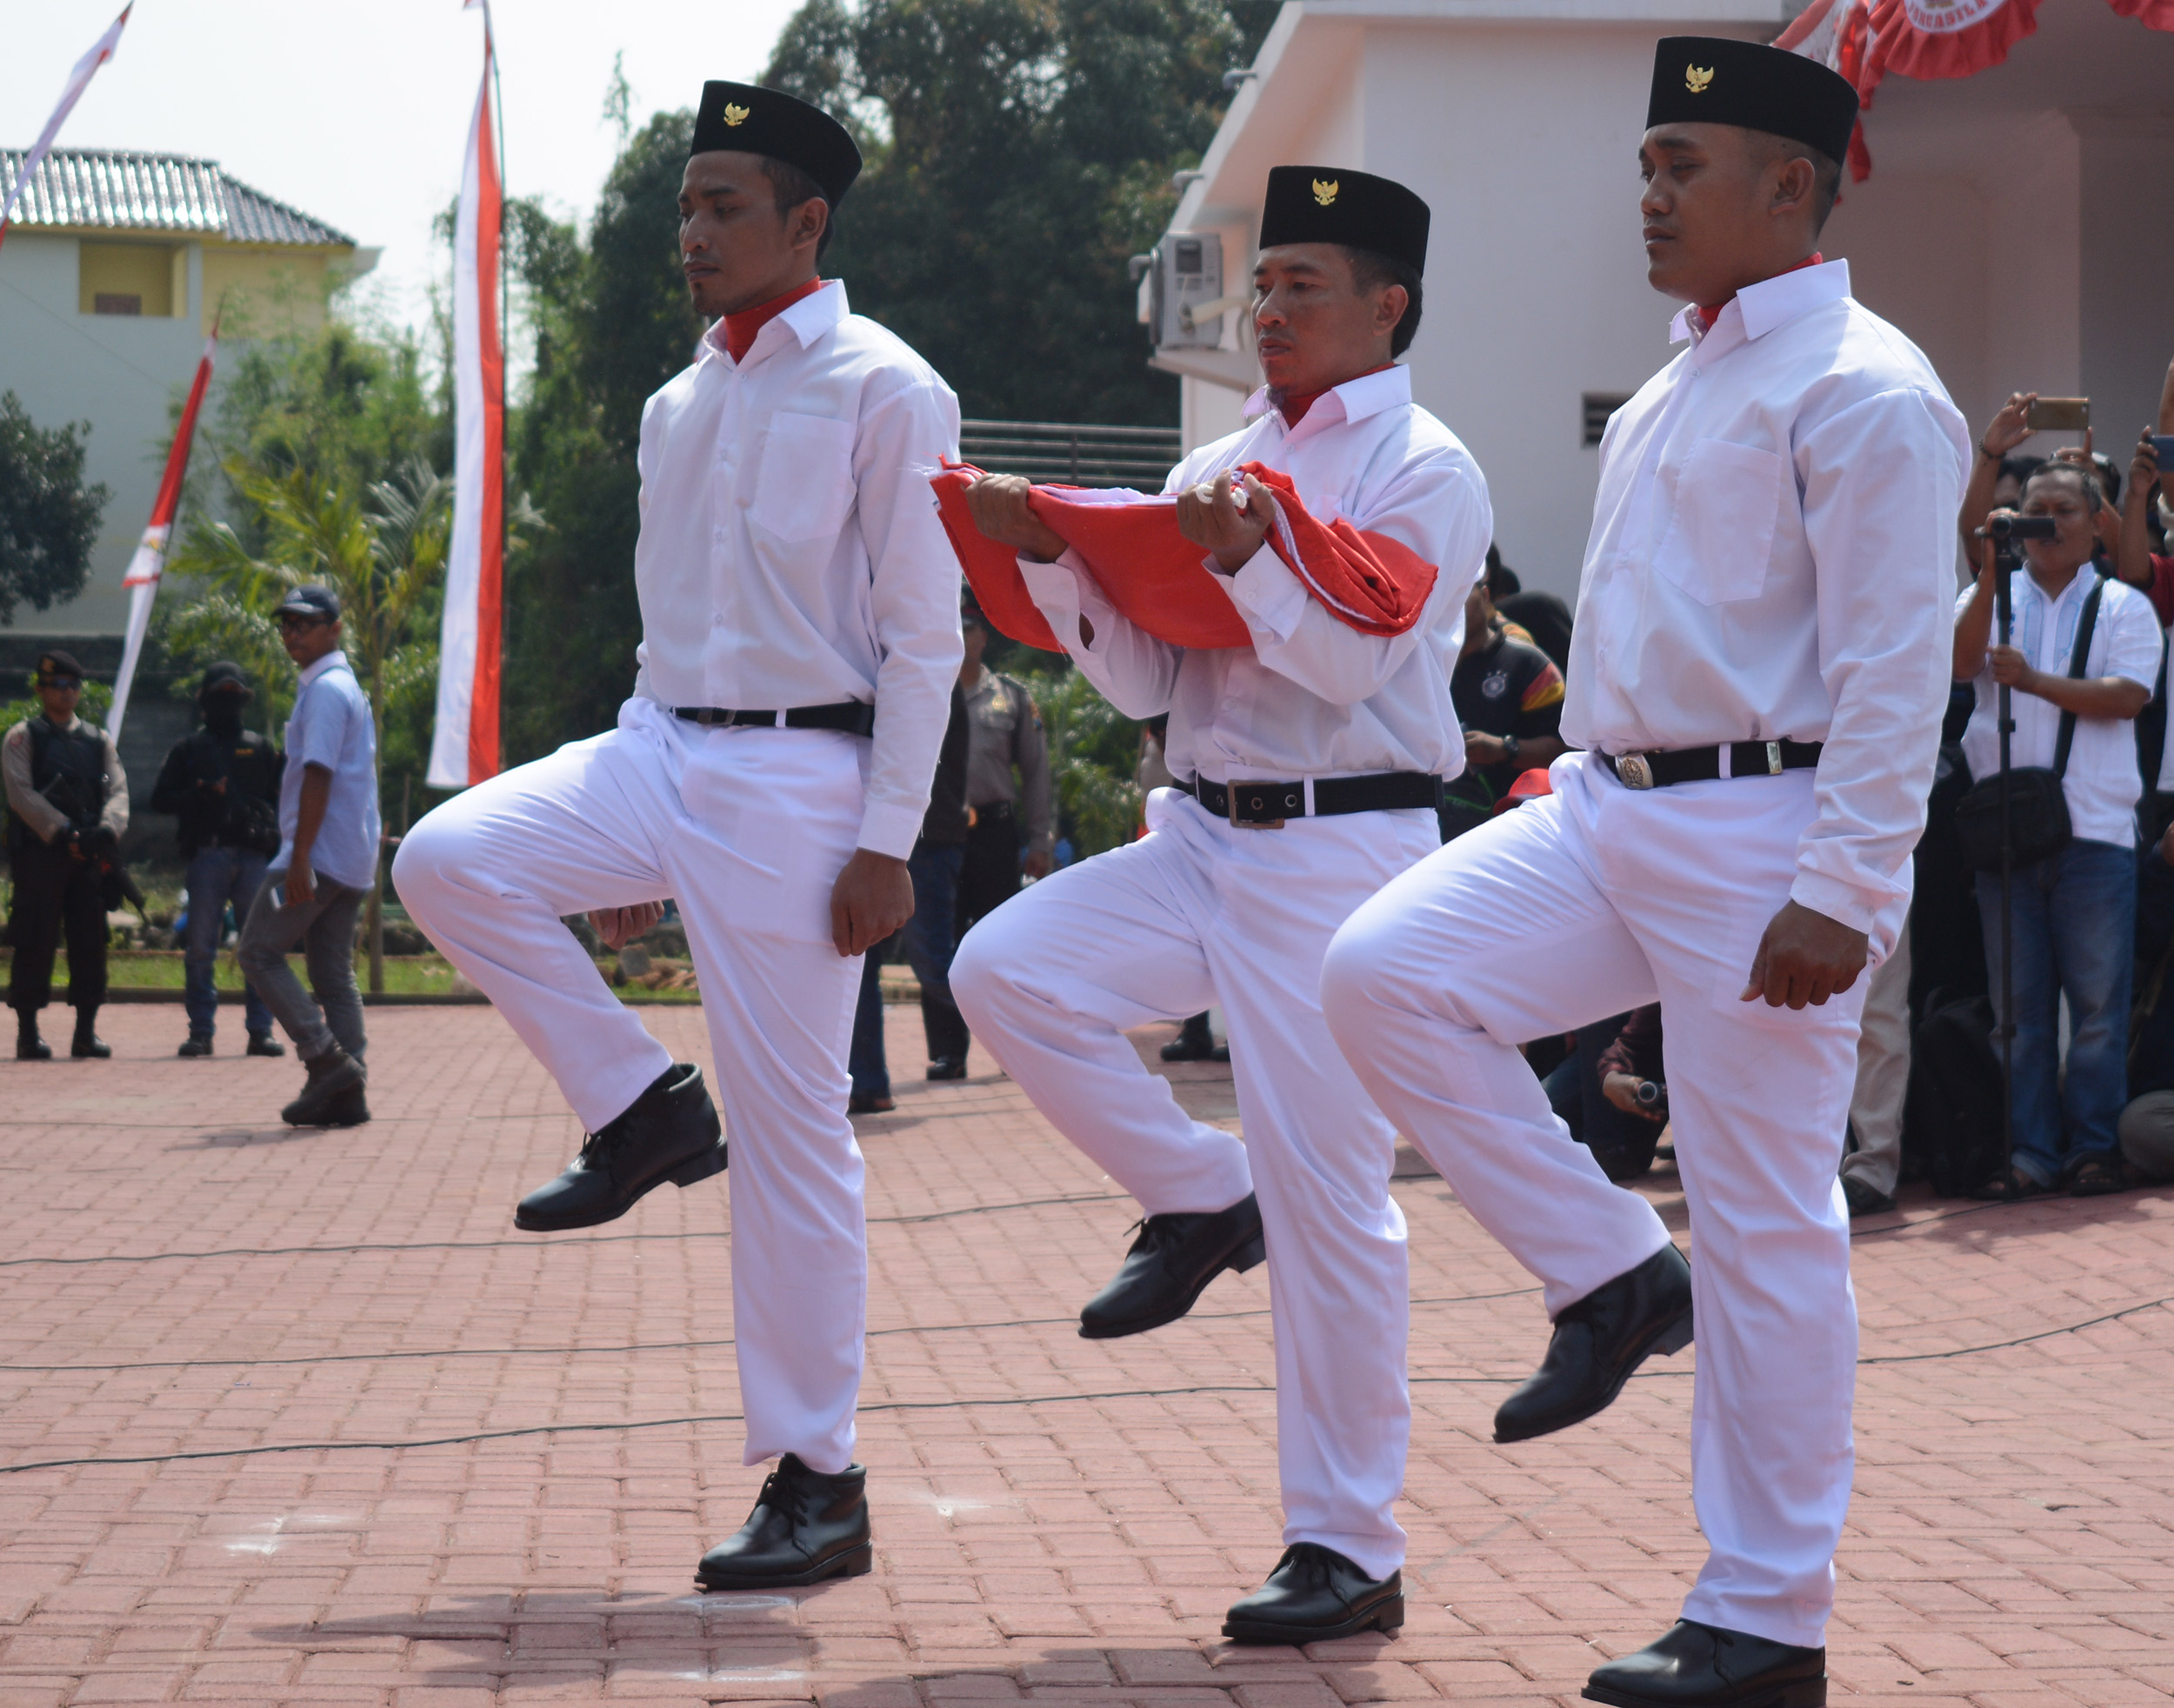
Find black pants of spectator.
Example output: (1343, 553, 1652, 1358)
(957, 803, 1024, 937)
(7, 837, 108, 1015)
(1539, 1011, 1662, 1180)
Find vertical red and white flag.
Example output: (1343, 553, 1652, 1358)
(0, 5, 132, 251)
(429, 0, 505, 788)
(107, 324, 217, 744)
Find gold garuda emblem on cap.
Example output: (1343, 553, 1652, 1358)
(1684, 64, 1714, 93)
(723, 102, 751, 126)
(1312, 177, 1338, 206)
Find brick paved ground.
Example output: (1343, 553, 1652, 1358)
(3, 1002, 2173, 1706)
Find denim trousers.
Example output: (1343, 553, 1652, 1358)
(236, 868, 367, 1064)
(848, 946, 890, 1101)
(183, 845, 275, 1038)
(1976, 837, 2135, 1184)
(904, 842, 968, 1063)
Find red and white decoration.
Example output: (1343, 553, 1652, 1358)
(1780, 0, 2174, 181)
(0, 4, 132, 250)
(429, 0, 506, 789)
(107, 327, 217, 744)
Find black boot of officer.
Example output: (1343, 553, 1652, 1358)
(1078, 1192, 1264, 1338)
(515, 1062, 726, 1231)
(1584, 1618, 1825, 1708)
(697, 1454, 872, 1591)
(71, 1004, 110, 1058)
(1494, 1244, 1694, 1444)
(1224, 1544, 1405, 1645)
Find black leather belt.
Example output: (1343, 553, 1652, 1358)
(1177, 771, 1444, 828)
(674, 701, 875, 736)
(1603, 739, 1822, 791)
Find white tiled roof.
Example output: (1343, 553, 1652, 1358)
(1, 149, 352, 246)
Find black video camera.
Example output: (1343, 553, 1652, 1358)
(1986, 514, 2059, 543)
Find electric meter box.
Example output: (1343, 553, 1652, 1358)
(1146, 231, 1225, 349)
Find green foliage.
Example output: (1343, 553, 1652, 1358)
(1, 678, 115, 737)
(0, 391, 110, 625)
(1010, 653, 1142, 858)
(764, 0, 1276, 424)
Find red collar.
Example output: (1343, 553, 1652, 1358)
(723, 277, 825, 363)
(1277, 364, 1393, 427)
(1696, 251, 1823, 332)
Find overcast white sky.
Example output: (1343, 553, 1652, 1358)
(3, 0, 809, 330)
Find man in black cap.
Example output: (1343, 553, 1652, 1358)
(396, 81, 962, 1593)
(3, 650, 129, 1060)
(955, 165, 1490, 1644)
(151, 662, 285, 1057)
(1324, 37, 1967, 1707)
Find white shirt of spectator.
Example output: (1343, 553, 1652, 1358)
(277, 648, 381, 891)
(1016, 364, 1492, 786)
(631, 279, 964, 860)
(1564, 258, 1970, 937)
(1957, 569, 2160, 849)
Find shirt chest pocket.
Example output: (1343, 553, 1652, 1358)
(1655, 437, 1785, 605)
(750, 412, 857, 544)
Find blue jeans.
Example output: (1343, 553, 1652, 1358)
(1976, 837, 2136, 1184)
(183, 845, 274, 1039)
(904, 842, 967, 1063)
(848, 948, 890, 1102)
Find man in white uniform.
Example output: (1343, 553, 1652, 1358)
(395, 82, 961, 1591)
(1323, 39, 1965, 1708)
(953, 168, 1491, 1645)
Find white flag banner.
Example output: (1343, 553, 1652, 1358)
(428, 3, 506, 789)
(0, 5, 132, 249)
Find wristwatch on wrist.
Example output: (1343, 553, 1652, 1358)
(1502, 734, 1522, 764)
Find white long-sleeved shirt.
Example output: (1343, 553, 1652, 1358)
(1564, 259, 1970, 936)
(1956, 569, 2161, 849)
(1017, 364, 1491, 786)
(631, 280, 964, 858)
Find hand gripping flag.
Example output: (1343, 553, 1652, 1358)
(428, 1, 506, 788)
(0, 5, 131, 251)
(930, 463, 1438, 654)
(107, 326, 217, 744)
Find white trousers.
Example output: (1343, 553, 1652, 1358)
(392, 697, 869, 1474)
(1842, 925, 1911, 1198)
(951, 787, 1442, 1579)
(1321, 754, 1871, 1647)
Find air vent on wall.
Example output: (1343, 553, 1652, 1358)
(1582, 392, 1630, 448)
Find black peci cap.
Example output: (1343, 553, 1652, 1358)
(276, 584, 341, 621)
(1647, 36, 1859, 167)
(34, 650, 83, 685)
(690, 82, 863, 208)
(199, 660, 252, 702)
(1259, 166, 1430, 277)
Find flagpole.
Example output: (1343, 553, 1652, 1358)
(0, 5, 133, 252)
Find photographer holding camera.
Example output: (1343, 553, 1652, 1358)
(3, 650, 130, 1060)
(150, 662, 285, 1058)
(1952, 463, 2159, 1198)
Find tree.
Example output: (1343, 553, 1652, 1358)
(0, 391, 110, 626)
(764, 0, 1278, 424)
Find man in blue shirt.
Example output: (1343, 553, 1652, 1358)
(237, 584, 382, 1127)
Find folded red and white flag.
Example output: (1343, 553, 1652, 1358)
(930, 462, 1437, 654)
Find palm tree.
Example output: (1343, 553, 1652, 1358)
(167, 457, 452, 991)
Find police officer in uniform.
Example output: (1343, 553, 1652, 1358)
(3, 650, 129, 1060)
(955, 166, 1492, 1645)
(1324, 40, 1966, 1707)
(395, 82, 961, 1593)
(151, 661, 285, 1057)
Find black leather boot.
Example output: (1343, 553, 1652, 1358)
(1584, 1619, 1825, 1707)
(16, 1010, 51, 1062)
(1079, 1192, 1264, 1339)
(515, 1063, 724, 1231)
(70, 1007, 110, 1058)
(696, 1454, 872, 1591)
(246, 1032, 286, 1057)
(1494, 1244, 1693, 1444)
(281, 1045, 367, 1126)
(1160, 1011, 1229, 1063)
(177, 1033, 214, 1057)
(319, 1082, 370, 1128)
(1223, 1543, 1404, 1645)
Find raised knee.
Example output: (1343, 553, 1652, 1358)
(1320, 911, 1397, 1029)
(389, 811, 459, 912)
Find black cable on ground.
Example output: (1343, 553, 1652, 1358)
(8, 1296, 2171, 1476)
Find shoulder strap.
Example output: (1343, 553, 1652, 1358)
(2051, 574, 2107, 779)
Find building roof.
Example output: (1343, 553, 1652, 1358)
(0, 149, 353, 247)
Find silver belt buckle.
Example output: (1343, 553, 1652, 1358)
(1765, 739, 1784, 775)
(1226, 781, 1296, 829)
(1615, 753, 1655, 791)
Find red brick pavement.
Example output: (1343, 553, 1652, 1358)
(2, 1003, 2172, 1705)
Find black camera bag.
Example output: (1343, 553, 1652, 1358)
(1953, 574, 2104, 874)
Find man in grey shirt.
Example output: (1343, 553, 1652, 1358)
(237, 585, 381, 1127)
(956, 600, 1054, 934)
